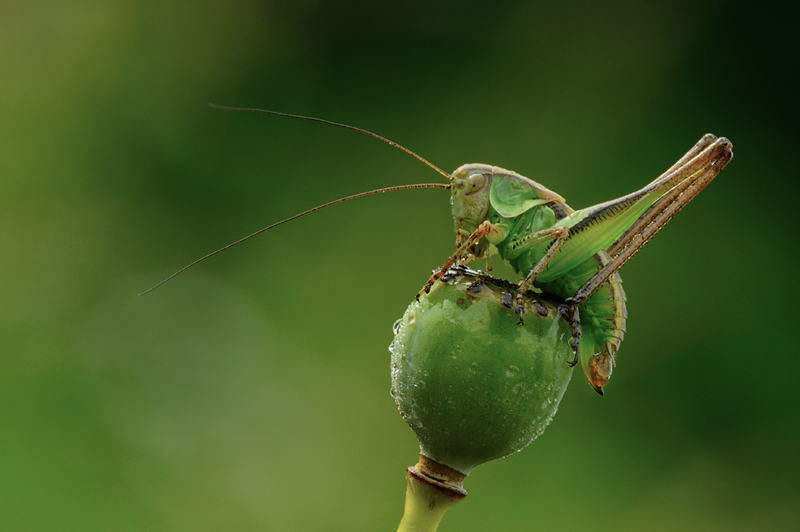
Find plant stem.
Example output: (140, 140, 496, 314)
(397, 455, 467, 532)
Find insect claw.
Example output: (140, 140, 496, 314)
(557, 303, 582, 367)
(594, 386, 604, 396)
(466, 281, 484, 294)
(533, 299, 548, 317)
(567, 349, 580, 367)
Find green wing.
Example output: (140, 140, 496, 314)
(489, 171, 564, 218)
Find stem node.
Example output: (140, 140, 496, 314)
(397, 456, 467, 532)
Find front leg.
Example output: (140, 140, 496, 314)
(417, 221, 504, 299)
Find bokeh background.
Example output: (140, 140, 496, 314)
(2, 1, 798, 531)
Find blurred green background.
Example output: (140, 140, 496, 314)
(2, 1, 798, 530)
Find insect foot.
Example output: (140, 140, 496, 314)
(558, 302, 582, 368)
(500, 291, 514, 308)
(514, 295, 549, 324)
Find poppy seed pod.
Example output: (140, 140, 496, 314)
(391, 266, 574, 475)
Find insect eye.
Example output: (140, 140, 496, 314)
(465, 173, 486, 195)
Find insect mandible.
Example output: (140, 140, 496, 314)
(142, 105, 734, 395)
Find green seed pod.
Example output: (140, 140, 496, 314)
(391, 267, 574, 475)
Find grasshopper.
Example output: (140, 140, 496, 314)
(142, 105, 733, 395)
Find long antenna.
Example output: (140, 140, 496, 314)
(139, 182, 450, 296)
(209, 104, 454, 182)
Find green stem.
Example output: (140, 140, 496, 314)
(397, 456, 467, 532)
